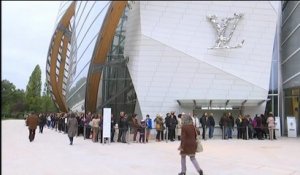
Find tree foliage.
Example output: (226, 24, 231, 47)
(41, 82, 57, 112)
(2, 65, 58, 118)
(25, 65, 42, 112)
(1, 79, 26, 118)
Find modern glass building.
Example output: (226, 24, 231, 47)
(281, 1, 300, 136)
(47, 1, 136, 121)
(46, 1, 299, 136)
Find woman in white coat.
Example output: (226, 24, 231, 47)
(176, 114, 182, 140)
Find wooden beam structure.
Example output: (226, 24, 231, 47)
(47, 2, 75, 112)
(85, 1, 128, 113)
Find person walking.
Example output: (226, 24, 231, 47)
(67, 113, 78, 145)
(38, 113, 46, 133)
(178, 113, 203, 175)
(26, 112, 39, 142)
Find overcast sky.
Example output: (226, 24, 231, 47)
(2, 1, 61, 90)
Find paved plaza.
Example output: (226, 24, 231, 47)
(2, 119, 300, 175)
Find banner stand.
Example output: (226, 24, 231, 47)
(102, 108, 112, 144)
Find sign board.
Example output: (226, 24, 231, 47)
(103, 108, 112, 139)
(274, 116, 281, 137)
(287, 116, 297, 137)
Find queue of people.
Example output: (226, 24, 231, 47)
(26, 110, 277, 146)
(219, 112, 277, 140)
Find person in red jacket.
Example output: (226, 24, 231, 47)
(178, 113, 203, 175)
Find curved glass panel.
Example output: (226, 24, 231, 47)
(97, 7, 137, 118)
(66, 1, 111, 111)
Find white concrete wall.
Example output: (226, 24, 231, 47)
(124, 1, 278, 118)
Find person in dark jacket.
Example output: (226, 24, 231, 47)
(261, 114, 268, 139)
(118, 112, 129, 143)
(241, 115, 249, 140)
(110, 114, 116, 142)
(254, 114, 263, 140)
(219, 113, 228, 139)
(139, 120, 146, 143)
(207, 113, 215, 139)
(178, 113, 203, 175)
(169, 112, 178, 141)
(246, 115, 253, 139)
(227, 112, 234, 139)
(117, 112, 125, 142)
(26, 112, 39, 142)
(165, 113, 171, 140)
(38, 113, 46, 133)
(236, 114, 243, 139)
(84, 112, 92, 139)
(77, 113, 84, 136)
(200, 113, 208, 140)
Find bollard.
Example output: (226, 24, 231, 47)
(165, 128, 168, 143)
(127, 127, 130, 144)
(246, 126, 249, 140)
(83, 125, 86, 140)
(99, 128, 101, 144)
(144, 127, 146, 143)
(270, 128, 274, 140)
(204, 127, 207, 140)
(222, 126, 225, 140)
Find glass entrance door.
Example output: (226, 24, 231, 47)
(284, 88, 300, 136)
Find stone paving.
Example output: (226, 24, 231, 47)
(2, 120, 300, 175)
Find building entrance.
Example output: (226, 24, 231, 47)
(284, 88, 300, 136)
(193, 109, 241, 124)
(192, 108, 242, 137)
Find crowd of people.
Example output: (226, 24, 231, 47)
(219, 112, 277, 140)
(25, 110, 277, 144)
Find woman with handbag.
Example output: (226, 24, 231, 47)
(178, 113, 203, 175)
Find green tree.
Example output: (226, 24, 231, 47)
(41, 81, 57, 112)
(2, 79, 16, 116)
(11, 89, 26, 113)
(1, 79, 26, 118)
(25, 65, 42, 112)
